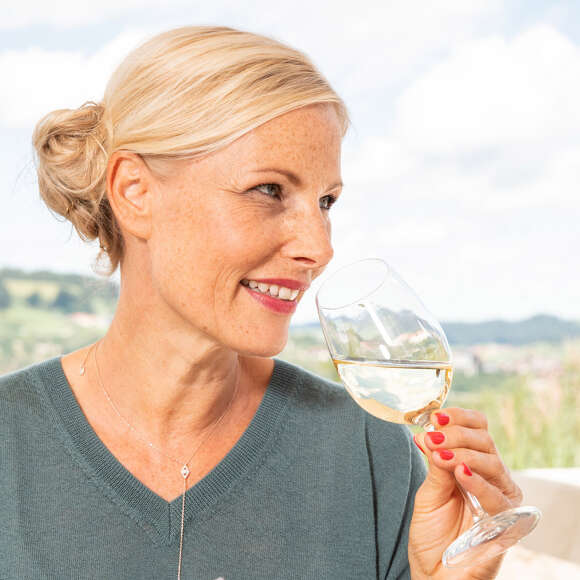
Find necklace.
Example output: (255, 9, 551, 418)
(79, 340, 240, 579)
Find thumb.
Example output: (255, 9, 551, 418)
(413, 432, 457, 509)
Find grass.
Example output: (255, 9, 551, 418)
(0, 306, 105, 374)
(448, 367, 580, 469)
(3, 279, 61, 301)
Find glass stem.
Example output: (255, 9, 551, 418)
(421, 421, 486, 523)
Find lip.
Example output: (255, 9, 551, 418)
(242, 285, 299, 314)
(243, 278, 310, 291)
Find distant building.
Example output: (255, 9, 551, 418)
(452, 349, 480, 376)
(69, 312, 110, 328)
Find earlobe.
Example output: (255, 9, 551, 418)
(106, 152, 153, 240)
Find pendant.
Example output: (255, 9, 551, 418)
(181, 464, 190, 479)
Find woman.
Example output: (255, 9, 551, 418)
(0, 26, 521, 579)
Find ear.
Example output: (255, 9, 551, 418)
(106, 151, 154, 241)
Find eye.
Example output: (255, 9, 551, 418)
(252, 183, 282, 200)
(320, 194, 337, 210)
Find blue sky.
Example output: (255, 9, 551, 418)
(1, 0, 579, 324)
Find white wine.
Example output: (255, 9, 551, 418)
(333, 358, 452, 426)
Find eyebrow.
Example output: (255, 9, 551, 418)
(250, 168, 343, 192)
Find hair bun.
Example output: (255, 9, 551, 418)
(32, 100, 109, 243)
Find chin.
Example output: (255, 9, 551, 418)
(235, 331, 289, 359)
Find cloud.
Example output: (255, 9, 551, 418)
(3, 0, 500, 34)
(2, 0, 193, 28)
(339, 25, 580, 212)
(394, 25, 580, 153)
(370, 146, 580, 210)
(342, 136, 416, 189)
(0, 28, 152, 127)
(0, 1, 503, 129)
(264, 0, 502, 121)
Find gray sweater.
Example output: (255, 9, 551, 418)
(0, 356, 425, 580)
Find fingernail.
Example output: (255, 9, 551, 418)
(426, 431, 445, 445)
(413, 434, 426, 454)
(462, 462, 473, 476)
(438, 449, 454, 460)
(435, 412, 450, 426)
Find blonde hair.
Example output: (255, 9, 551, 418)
(32, 26, 350, 276)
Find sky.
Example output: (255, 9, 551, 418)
(1, 0, 579, 325)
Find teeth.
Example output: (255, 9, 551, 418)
(278, 287, 291, 300)
(242, 279, 301, 301)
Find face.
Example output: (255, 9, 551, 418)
(146, 103, 343, 356)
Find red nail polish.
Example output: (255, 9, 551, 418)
(438, 449, 454, 460)
(426, 431, 445, 445)
(413, 434, 426, 454)
(462, 462, 473, 476)
(435, 412, 450, 426)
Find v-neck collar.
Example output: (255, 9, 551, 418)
(33, 355, 297, 545)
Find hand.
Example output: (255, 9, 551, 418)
(408, 408, 523, 580)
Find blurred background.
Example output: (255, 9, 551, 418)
(1, 1, 579, 576)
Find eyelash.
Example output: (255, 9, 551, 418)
(251, 183, 337, 210)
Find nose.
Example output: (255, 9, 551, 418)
(281, 202, 334, 270)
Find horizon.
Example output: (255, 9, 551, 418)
(2, 264, 578, 326)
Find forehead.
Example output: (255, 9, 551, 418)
(168, 104, 342, 187)
(220, 104, 342, 165)
(251, 103, 341, 140)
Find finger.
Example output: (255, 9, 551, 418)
(430, 407, 488, 430)
(428, 448, 523, 505)
(413, 432, 457, 503)
(454, 462, 514, 516)
(423, 426, 496, 455)
(412, 432, 428, 456)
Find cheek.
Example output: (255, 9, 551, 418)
(150, 203, 293, 354)
(198, 202, 277, 270)
(151, 195, 274, 302)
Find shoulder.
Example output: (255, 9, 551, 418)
(273, 357, 418, 459)
(273, 358, 426, 523)
(0, 361, 36, 397)
(0, 357, 60, 417)
(273, 357, 355, 412)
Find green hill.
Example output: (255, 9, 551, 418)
(0, 268, 119, 373)
(441, 314, 580, 345)
(292, 314, 580, 346)
(0, 267, 119, 315)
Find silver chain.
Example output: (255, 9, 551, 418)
(80, 339, 240, 579)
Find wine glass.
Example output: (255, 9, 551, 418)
(315, 257, 541, 568)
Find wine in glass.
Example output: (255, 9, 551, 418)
(315, 258, 541, 568)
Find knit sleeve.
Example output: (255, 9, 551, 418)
(364, 415, 427, 580)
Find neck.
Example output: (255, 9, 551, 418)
(86, 297, 264, 458)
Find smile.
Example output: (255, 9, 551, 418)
(240, 279, 300, 302)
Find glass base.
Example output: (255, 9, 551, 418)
(442, 506, 542, 568)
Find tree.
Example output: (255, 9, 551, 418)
(0, 280, 11, 309)
(26, 292, 43, 308)
(51, 289, 77, 313)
